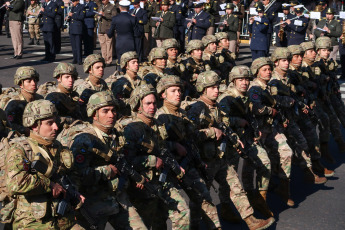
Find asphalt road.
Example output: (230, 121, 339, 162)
(1, 33, 345, 230)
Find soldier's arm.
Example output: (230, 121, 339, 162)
(162, 12, 175, 28)
(11, 0, 24, 12)
(56, 2, 64, 15)
(314, 21, 324, 37)
(107, 17, 116, 38)
(291, 20, 308, 33)
(248, 87, 272, 116)
(5, 146, 52, 196)
(228, 17, 239, 32)
(43, 4, 57, 18)
(141, 9, 148, 25)
(257, 20, 269, 32)
(85, 4, 97, 18)
(328, 21, 342, 38)
(268, 80, 294, 108)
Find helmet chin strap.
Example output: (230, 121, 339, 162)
(34, 120, 55, 142)
(258, 73, 270, 81)
(22, 87, 35, 94)
(91, 68, 103, 79)
(126, 65, 138, 73)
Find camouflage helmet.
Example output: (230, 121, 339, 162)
(83, 54, 105, 73)
(271, 47, 291, 62)
(215, 32, 228, 41)
(14, 66, 40, 85)
(86, 90, 118, 117)
(149, 47, 167, 63)
(129, 84, 156, 111)
(196, 71, 220, 93)
(53, 63, 78, 79)
(300, 41, 315, 52)
(156, 75, 183, 95)
(251, 57, 273, 76)
(23, 99, 57, 127)
(120, 51, 139, 69)
(229, 65, 253, 82)
(186, 40, 204, 53)
(315, 36, 332, 50)
(162, 38, 180, 49)
(287, 45, 304, 56)
(202, 35, 217, 47)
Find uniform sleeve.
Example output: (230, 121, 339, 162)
(195, 13, 210, 29)
(314, 20, 324, 37)
(328, 21, 342, 38)
(85, 3, 97, 18)
(227, 16, 239, 32)
(43, 3, 57, 18)
(248, 87, 272, 116)
(107, 17, 116, 38)
(140, 9, 148, 25)
(56, 1, 64, 15)
(11, 0, 24, 12)
(268, 79, 294, 108)
(162, 12, 175, 29)
(5, 146, 51, 196)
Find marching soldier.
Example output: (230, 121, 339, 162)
(314, 8, 341, 61)
(138, 47, 168, 79)
(26, 0, 41, 45)
(185, 1, 211, 42)
(219, 3, 239, 54)
(53, 0, 64, 54)
(202, 34, 219, 72)
(57, 91, 147, 230)
(68, 0, 85, 65)
(83, 0, 98, 56)
(162, 38, 181, 76)
(0, 66, 43, 136)
(285, 5, 309, 46)
(41, 0, 57, 62)
(151, 0, 175, 47)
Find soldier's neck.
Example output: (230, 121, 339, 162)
(93, 120, 112, 134)
(303, 58, 314, 66)
(58, 83, 73, 94)
(89, 74, 101, 87)
(154, 66, 164, 73)
(192, 56, 202, 63)
(200, 95, 216, 107)
(274, 68, 287, 78)
(126, 70, 138, 80)
(256, 77, 268, 87)
(164, 100, 179, 114)
(20, 88, 35, 102)
(137, 113, 154, 126)
(30, 131, 54, 146)
(168, 57, 177, 64)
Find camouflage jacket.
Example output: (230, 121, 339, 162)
(75, 77, 109, 105)
(215, 48, 236, 84)
(313, 56, 339, 97)
(179, 57, 211, 85)
(137, 65, 167, 79)
(165, 59, 181, 76)
(202, 50, 219, 72)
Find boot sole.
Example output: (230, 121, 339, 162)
(256, 217, 275, 230)
(324, 172, 335, 177)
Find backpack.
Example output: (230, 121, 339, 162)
(36, 81, 57, 97)
(180, 96, 198, 111)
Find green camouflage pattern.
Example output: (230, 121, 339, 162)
(128, 84, 156, 111)
(195, 71, 220, 93)
(162, 38, 180, 49)
(315, 36, 332, 50)
(148, 47, 167, 63)
(251, 57, 272, 76)
(83, 54, 105, 73)
(86, 90, 117, 117)
(215, 32, 228, 41)
(287, 45, 304, 55)
(156, 75, 183, 94)
(14, 66, 40, 85)
(22, 99, 57, 127)
(271, 47, 291, 62)
(229, 65, 253, 82)
(300, 41, 315, 52)
(53, 63, 78, 79)
(202, 35, 217, 47)
(120, 51, 139, 69)
(186, 40, 204, 53)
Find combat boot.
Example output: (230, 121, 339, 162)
(274, 179, 294, 207)
(335, 138, 345, 153)
(36, 39, 40, 45)
(247, 190, 273, 218)
(28, 38, 34, 45)
(220, 203, 242, 224)
(304, 167, 327, 184)
(244, 215, 275, 230)
(320, 142, 335, 164)
(312, 159, 334, 177)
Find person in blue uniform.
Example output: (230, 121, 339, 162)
(248, 3, 269, 61)
(107, 0, 136, 66)
(169, 0, 183, 48)
(83, 0, 97, 56)
(130, 0, 147, 62)
(262, 0, 281, 54)
(41, 0, 57, 62)
(285, 5, 308, 46)
(52, 0, 64, 54)
(68, 0, 85, 65)
(274, 3, 292, 47)
(185, 2, 210, 42)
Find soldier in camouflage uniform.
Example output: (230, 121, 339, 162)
(75, 54, 109, 120)
(287, 45, 334, 177)
(5, 100, 84, 229)
(202, 35, 220, 73)
(107, 51, 142, 117)
(0, 66, 43, 136)
(57, 91, 147, 230)
(154, 75, 221, 229)
(179, 40, 211, 98)
(45, 63, 82, 127)
(187, 71, 275, 229)
(138, 47, 169, 79)
(214, 32, 236, 85)
(217, 66, 273, 218)
(268, 47, 327, 184)
(162, 38, 183, 76)
(118, 84, 191, 229)
(314, 37, 345, 153)
(249, 57, 294, 207)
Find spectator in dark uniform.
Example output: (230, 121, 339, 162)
(262, 0, 281, 54)
(130, 0, 147, 62)
(274, 3, 292, 47)
(185, 2, 211, 42)
(285, 5, 309, 46)
(0, 0, 6, 35)
(152, 0, 175, 47)
(339, 20, 345, 79)
(53, 0, 64, 54)
(41, 0, 57, 62)
(248, 3, 269, 61)
(83, 0, 97, 56)
(68, 0, 85, 65)
(107, 0, 136, 65)
(169, 0, 183, 49)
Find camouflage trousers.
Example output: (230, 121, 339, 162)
(205, 157, 254, 219)
(262, 127, 292, 180)
(330, 94, 345, 128)
(314, 99, 331, 143)
(185, 168, 221, 229)
(130, 183, 190, 230)
(77, 192, 147, 230)
(321, 98, 344, 142)
(284, 120, 312, 168)
(297, 113, 321, 161)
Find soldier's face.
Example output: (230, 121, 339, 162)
(258, 12, 264, 17)
(167, 48, 179, 59)
(276, 59, 289, 71)
(291, 54, 303, 66)
(162, 86, 182, 105)
(127, 59, 139, 72)
(20, 78, 38, 93)
(161, 5, 169, 11)
(225, 9, 233, 14)
(326, 13, 334, 20)
(234, 78, 250, 93)
(283, 10, 289, 15)
(191, 49, 203, 60)
(194, 7, 202, 14)
(304, 49, 316, 61)
(58, 74, 75, 90)
(154, 58, 167, 69)
(219, 39, 229, 49)
(205, 85, 219, 100)
(102, 0, 109, 5)
(30, 0, 35, 5)
(258, 65, 272, 81)
(262, 0, 269, 5)
(207, 42, 217, 53)
(91, 62, 104, 78)
(33, 118, 58, 139)
(140, 94, 157, 117)
(94, 106, 117, 127)
(318, 48, 330, 59)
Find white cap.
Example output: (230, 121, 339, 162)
(294, 4, 304, 8)
(119, 0, 131, 6)
(282, 3, 291, 7)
